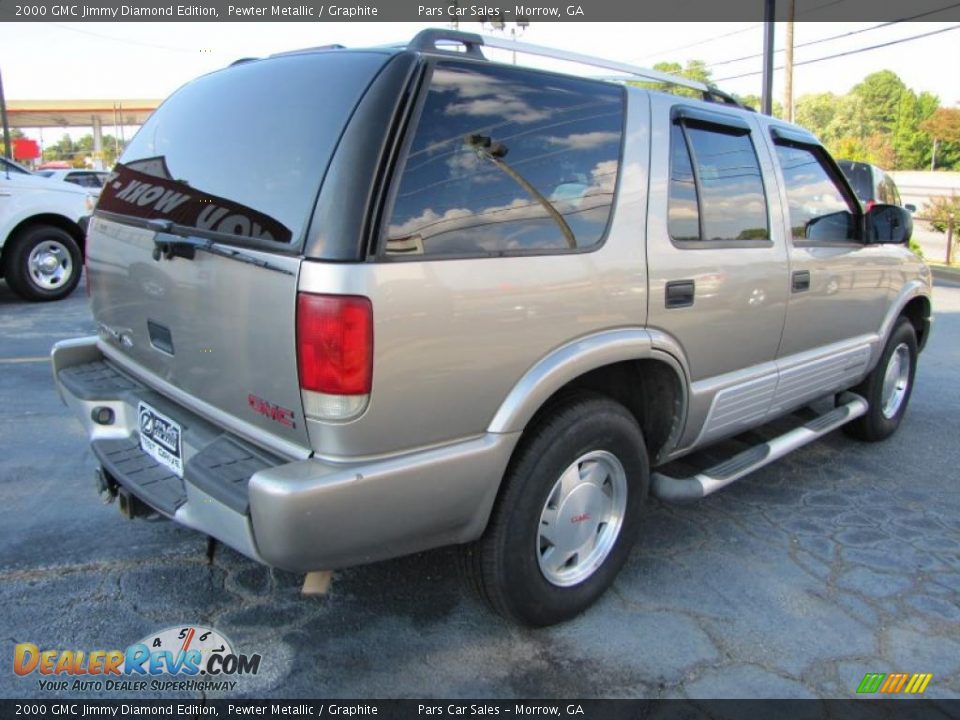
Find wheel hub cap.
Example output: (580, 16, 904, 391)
(27, 240, 73, 290)
(537, 450, 627, 587)
(880, 342, 911, 420)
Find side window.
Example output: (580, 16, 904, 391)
(885, 175, 902, 206)
(774, 143, 858, 243)
(876, 171, 890, 204)
(383, 62, 624, 257)
(668, 120, 769, 244)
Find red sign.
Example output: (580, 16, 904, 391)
(13, 138, 40, 161)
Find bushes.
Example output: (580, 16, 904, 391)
(921, 195, 960, 233)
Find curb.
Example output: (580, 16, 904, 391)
(930, 265, 960, 283)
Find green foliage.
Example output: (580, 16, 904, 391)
(920, 195, 960, 233)
(629, 61, 949, 171)
(1, 128, 26, 159)
(734, 93, 784, 118)
(920, 108, 960, 170)
(42, 132, 125, 168)
(794, 70, 943, 171)
(628, 60, 713, 99)
(921, 107, 960, 143)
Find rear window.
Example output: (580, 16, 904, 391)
(837, 161, 873, 203)
(98, 51, 388, 250)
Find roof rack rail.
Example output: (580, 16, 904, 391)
(405, 28, 745, 109)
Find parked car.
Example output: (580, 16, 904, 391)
(34, 168, 111, 191)
(1, 156, 94, 301)
(837, 159, 916, 213)
(1, 157, 34, 176)
(52, 29, 930, 626)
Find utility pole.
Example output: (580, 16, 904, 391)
(784, 0, 795, 122)
(761, 0, 776, 115)
(0, 67, 12, 160)
(485, 18, 530, 64)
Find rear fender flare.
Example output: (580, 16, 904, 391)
(487, 328, 690, 452)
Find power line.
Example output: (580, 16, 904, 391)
(628, 0, 860, 65)
(630, 24, 760, 64)
(50, 23, 211, 54)
(705, 4, 960, 70)
(715, 24, 960, 82)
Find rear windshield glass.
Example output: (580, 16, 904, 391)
(99, 51, 388, 250)
(837, 161, 873, 203)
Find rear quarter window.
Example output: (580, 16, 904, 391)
(382, 61, 624, 258)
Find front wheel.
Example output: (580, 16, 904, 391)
(844, 317, 918, 442)
(466, 393, 649, 626)
(4, 225, 82, 302)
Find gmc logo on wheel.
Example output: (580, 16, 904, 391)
(247, 394, 296, 428)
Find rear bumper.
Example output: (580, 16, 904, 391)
(51, 337, 519, 572)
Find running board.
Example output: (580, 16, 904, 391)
(651, 393, 868, 503)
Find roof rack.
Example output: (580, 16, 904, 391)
(405, 29, 745, 109)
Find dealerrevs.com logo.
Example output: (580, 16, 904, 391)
(14, 625, 261, 693)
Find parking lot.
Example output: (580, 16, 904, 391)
(1, 275, 959, 700)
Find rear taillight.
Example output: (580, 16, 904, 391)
(296, 293, 373, 421)
(865, 200, 875, 212)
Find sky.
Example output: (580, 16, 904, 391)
(1, 20, 958, 143)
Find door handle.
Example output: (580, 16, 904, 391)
(665, 279, 695, 308)
(792, 270, 810, 293)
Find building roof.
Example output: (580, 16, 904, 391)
(6, 99, 162, 128)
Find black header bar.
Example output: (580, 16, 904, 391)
(2, 0, 960, 22)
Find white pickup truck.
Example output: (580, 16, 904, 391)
(1, 157, 94, 301)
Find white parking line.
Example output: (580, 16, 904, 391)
(0, 357, 49, 364)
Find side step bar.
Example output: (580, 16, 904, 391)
(652, 393, 868, 503)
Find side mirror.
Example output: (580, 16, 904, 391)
(904, 203, 917, 214)
(866, 204, 912, 244)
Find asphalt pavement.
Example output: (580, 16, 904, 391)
(1, 276, 959, 701)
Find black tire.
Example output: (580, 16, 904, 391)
(4, 224, 82, 302)
(844, 317, 918, 442)
(465, 393, 649, 627)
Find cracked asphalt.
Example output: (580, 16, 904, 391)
(1, 276, 959, 701)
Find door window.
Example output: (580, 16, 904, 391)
(774, 143, 859, 243)
(668, 120, 769, 246)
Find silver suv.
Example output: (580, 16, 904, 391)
(52, 30, 931, 626)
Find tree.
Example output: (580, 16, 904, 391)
(42, 132, 124, 167)
(920, 107, 960, 170)
(629, 59, 714, 99)
(1, 128, 25, 159)
(794, 92, 838, 139)
(920, 107, 960, 144)
(850, 70, 909, 137)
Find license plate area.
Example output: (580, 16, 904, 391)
(137, 401, 183, 478)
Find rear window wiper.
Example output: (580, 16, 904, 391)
(148, 220, 294, 276)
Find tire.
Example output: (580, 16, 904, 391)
(844, 317, 918, 442)
(4, 224, 82, 302)
(466, 393, 650, 627)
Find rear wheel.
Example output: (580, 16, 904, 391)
(4, 225, 82, 302)
(466, 393, 649, 626)
(844, 317, 918, 441)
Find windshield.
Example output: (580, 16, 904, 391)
(98, 51, 389, 251)
(837, 160, 873, 203)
